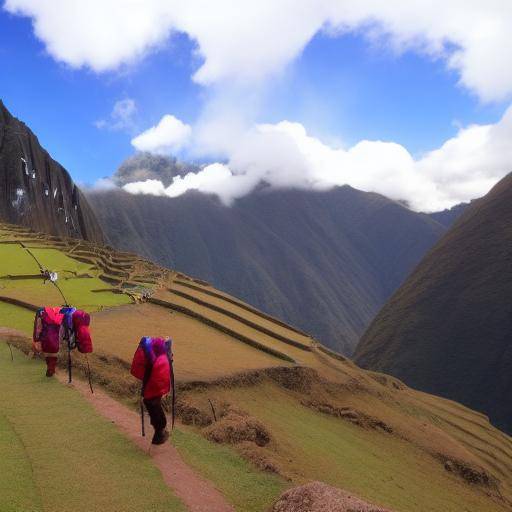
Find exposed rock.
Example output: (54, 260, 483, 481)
(113, 152, 200, 187)
(271, 481, 393, 512)
(0, 99, 103, 243)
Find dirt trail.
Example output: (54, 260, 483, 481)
(56, 373, 235, 512)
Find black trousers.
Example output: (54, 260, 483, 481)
(143, 396, 167, 431)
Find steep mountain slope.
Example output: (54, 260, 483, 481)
(427, 202, 469, 227)
(355, 173, 512, 433)
(2, 222, 512, 512)
(0, 100, 103, 242)
(89, 186, 446, 354)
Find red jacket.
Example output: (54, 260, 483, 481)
(131, 338, 172, 399)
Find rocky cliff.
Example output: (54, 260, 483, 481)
(0, 100, 103, 243)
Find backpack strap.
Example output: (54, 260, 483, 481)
(139, 337, 153, 437)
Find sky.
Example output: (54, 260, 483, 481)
(1, 1, 512, 211)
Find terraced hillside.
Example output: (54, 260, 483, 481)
(2, 222, 512, 512)
(89, 185, 447, 355)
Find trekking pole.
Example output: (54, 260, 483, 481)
(67, 338, 72, 384)
(140, 398, 146, 437)
(85, 354, 94, 394)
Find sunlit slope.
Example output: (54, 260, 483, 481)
(0, 343, 185, 512)
(2, 222, 512, 512)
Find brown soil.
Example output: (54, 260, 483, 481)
(271, 481, 393, 512)
(55, 373, 234, 512)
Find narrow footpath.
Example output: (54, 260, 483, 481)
(57, 373, 235, 512)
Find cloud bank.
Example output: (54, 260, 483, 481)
(6, 1, 512, 210)
(121, 106, 512, 211)
(4, 0, 512, 101)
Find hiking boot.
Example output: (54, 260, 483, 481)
(152, 429, 169, 445)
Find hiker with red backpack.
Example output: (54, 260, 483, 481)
(32, 306, 64, 377)
(60, 307, 94, 389)
(131, 337, 175, 445)
(32, 306, 94, 381)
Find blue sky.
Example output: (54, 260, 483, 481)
(1, 2, 512, 211)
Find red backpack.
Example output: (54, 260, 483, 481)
(33, 307, 64, 354)
(60, 307, 94, 390)
(72, 310, 93, 353)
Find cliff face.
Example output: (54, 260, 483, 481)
(0, 100, 104, 243)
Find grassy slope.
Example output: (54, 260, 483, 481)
(196, 382, 508, 512)
(1, 223, 512, 512)
(173, 429, 287, 512)
(0, 344, 185, 512)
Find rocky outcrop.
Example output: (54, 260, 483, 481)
(0, 100, 104, 243)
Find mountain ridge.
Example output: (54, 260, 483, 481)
(355, 172, 512, 433)
(89, 182, 447, 354)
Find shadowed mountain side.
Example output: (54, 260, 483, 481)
(0, 100, 103, 243)
(426, 202, 469, 228)
(355, 173, 512, 433)
(88, 186, 446, 354)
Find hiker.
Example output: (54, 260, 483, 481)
(32, 306, 64, 377)
(60, 307, 94, 388)
(131, 337, 174, 445)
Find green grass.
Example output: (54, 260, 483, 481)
(208, 383, 509, 512)
(0, 344, 186, 512)
(0, 413, 41, 512)
(0, 244, 39, 275)
(0, 240, 132, 317)
(0, 302, 34, 333)
(173, 428, 287, 512)
(27, 248, 96, 275)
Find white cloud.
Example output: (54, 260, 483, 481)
(131, 114, 192, 154)
(95, 98, 137, 131)
(4, 0, 512, 101)
(123, 106, 512, 211)
(90, 177, 118, 191)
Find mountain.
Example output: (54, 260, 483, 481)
(427, 202, 470, 227)
(113, 151, 200, 187)
(355, 173, 512, 433)
(0, 100, 103, 243)
(88, 183, 447, 355)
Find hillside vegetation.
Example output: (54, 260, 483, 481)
(355, 173, 512, 435)
(89, 184, 447, 354)
(0, 342, 186, 512)
(1, 222, 512, 512)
